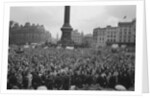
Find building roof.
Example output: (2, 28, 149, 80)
(118, 19, 136, 27)
(106, 26, 118, 29)
(118, 22, 132, 26)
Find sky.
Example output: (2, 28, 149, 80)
(10, 5, 136, 39)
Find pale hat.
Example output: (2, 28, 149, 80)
(115, 85, 126, 91)
(37, 86, 48, 90)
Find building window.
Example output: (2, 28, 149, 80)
(124, 39, 126, 42)
(107, 39, 110, 42)
(128, 39, 130, 42)
(120, 32, 122, 35)
(119, 39, 122, 42)
(128, 32, 131, 35)
(124, 28, 127, 32)
(124, 35, 126, 38)
(124, 31, 127, 35)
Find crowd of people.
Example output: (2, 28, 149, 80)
(7, 46, 135, 90)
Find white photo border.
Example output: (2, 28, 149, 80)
(1, 0, 144, 95)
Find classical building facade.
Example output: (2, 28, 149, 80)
(93, 19, 136, 48)
(93, 27, 106, 47)
(106, 26, 119, 45)
(83, 34, 94, 48)
(9, 22, 51, 45)
(118, 19, 136, 45)
(71, 29, 83, 44)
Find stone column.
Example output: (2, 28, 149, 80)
(60, 6, 74, 47)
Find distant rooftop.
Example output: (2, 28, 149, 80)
(94, 18, 136, 30)
(118, 19, 136, 27)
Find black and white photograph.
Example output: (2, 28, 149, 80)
(7, 4, 136, 91)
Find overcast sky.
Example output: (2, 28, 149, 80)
(10, 5, 136, 38)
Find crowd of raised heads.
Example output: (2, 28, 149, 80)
(7, 46, 135, 90)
